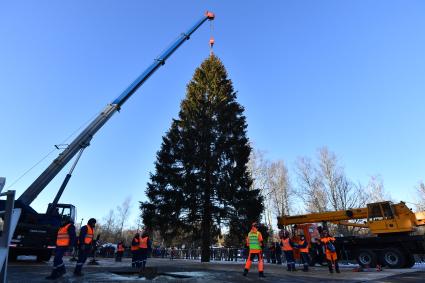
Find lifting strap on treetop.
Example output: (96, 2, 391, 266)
(208, 11, 215, 56)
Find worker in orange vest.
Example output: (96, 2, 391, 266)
(297, 235, 310, 272)
(116, 241, 125, 262)
(139, 231, 152, 270)
(131, 233, 141, 268)
(320, 229, 340, 273)
(243, 222, 265, 278)
(281, 230, 296, 271)
(74, 218, 96, 276)
(46, 220, 76, 280)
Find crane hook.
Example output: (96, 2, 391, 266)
(209, 36, 215, 56)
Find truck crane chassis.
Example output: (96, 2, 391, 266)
(278, 201, 425, 268)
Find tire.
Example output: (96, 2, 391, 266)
(404, 253, 415, 268)
(380, 248, 406, 269)
(356, 249, 377, 268)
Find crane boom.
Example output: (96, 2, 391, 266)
(278, 208, 368, 227)
(18, 11, 215, 206)
(278, 201, 425, 235)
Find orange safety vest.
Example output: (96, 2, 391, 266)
(131, 237, 140, 251)
(117, 243, 124, 252)
(321, 237, 336, 251)
(321, 237, 337, 261)
(84, 225, 94, 245)
(298, 240, 309, 253)
(56, 223, 71, 247)
(139, 236, 148, 249)
(281, 238, 293, 251)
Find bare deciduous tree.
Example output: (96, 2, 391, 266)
(268, 160, 292, 217)
(295, 147, 370, 222)
(295, 157, 328, 213)
(318, 147, 364, 211)
(416, 181, 425, 211)
(116, 197, 132, 239)
(248, 149, 293, 229)
(248, 148, 273, 227)
(366, 175, 390, 203)
(104, 209, 115, 232)
(97, 209, 117, 243)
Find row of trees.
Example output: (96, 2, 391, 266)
(252, 146, 425, 236)
(250, 147, 394, 235)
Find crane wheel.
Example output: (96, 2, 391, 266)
(379, 248, 405, 269)
(356, 249, 377, 268)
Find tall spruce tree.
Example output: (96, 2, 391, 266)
(141, 55, 263, 262)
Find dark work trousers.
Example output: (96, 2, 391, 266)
(276, 249, 282, 264)
(328, 259, 340, 273)
(53, 247, 67, 274)
(132, 250, 140, 267)
(116, 251, 123, 262)
(140, 249, 148, 269)
(300, 252, 310, 271)
(283, 250, 296, 271)
(74, 245, 90, 274)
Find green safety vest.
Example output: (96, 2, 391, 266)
(248, 231, 261, 250)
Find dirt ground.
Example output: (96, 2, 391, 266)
(7, 256, 425, 282)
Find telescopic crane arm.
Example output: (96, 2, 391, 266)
(18, 11, 215, 206)
(278, 208, 368, 228)
(278, 201, 425, 235)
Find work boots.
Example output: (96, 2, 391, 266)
(46, 269, 61, 280)
(74, 265, 84, 276)
(243, 269, 248, 276)
(58, 265, 66, 276)
(328, 262, 334, 273)
(259, 271, 266, 278)
(46, 265, 67, 280)
(335, 264, 340, 274)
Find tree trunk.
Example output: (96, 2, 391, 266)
(201, 183, 212, 261)
(201, 197, 211, 262)
(201, 143, 212, 262)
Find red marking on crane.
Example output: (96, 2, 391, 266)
(205, 11, 215, 20)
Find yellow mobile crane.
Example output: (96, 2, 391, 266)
(277, 201, 425, 268)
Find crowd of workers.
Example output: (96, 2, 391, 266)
(46, 218, 152, 280)
(243, 222, 340, 278)
(46, 218, 97, 279)
(46, 218, 339, 280)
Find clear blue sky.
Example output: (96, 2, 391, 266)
(1, 1, 424, 226)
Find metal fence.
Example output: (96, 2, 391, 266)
(96, 245, 425, 266)
(149, 247, 288, 263)
(150, 247, 244, 261)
